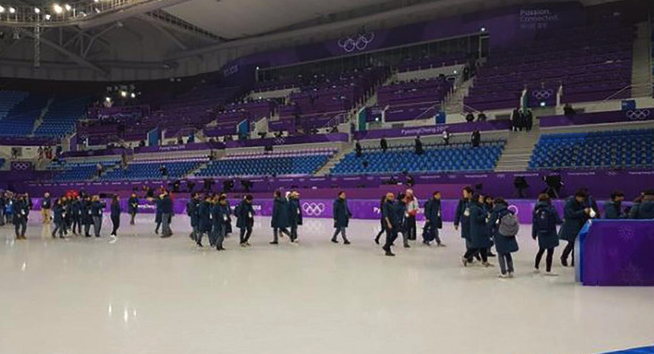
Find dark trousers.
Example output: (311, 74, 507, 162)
(0, 209, 4, 226)
(212, 225, 225, 249)
(383, 227, 399, 251)
(332, 227, 348, 241)
(425, 223, 442, 244)
(464, 247, 488, 263)
(72, 216, 81, 234)
(290, 226, 298, 242)
(84, 223, 92, 236)
(406, 216, 417, 240)
(375, 220, 386, 242)
(498, 253, 514, 274)
(14, 219, 26, 237)
(240, 226, 252, 244)
(130, 212, 136, 225)
(111, 215, 120, 235)
(535, 247, 555, 272)
(92, 216, 102, 237)
(561, 241, 575, 266)
(273, 227, 290, 242)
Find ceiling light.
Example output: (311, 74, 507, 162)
(64, 4, 71, 11)
(53, 4, 62, 13)
(105, 97, 111, 102)
(94, 7, 100, 13)
(0, 5, 5, 13)
(44, 14, 51, 20)
(9, 6, 16, 13)
(120, 91, 127, 97)
(34, 7, 40, 14)
(130, 93, 136, 98)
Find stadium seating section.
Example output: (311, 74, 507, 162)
(48, 158, 121, 182)
(195, 148, 336, 177)
(0, 92, 49, 137)
(331, 141, 505, 175)
(34, 96, 90, 138)
(100, 159, 207, 181)
(529, 129, 654, 170)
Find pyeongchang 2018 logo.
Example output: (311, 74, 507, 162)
(302, 202, 325, 216)
(337, 31, 375, 53)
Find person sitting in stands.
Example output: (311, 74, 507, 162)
(466, 112, 475, 123)
(563, 103, 576, 118)
(477, 112, 487, 122)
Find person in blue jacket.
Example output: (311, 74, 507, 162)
(81, 195, 93, 237)
(196, 195, 213, 247)
(270, 190, 291, 244)
(629, 189, 654, 219)
(110, 195, 121, 237)
(604, 190, 626, 219)
(331, 191, 352, 245)
(91, 195, 105, 237)
(395, 192, 409, 248)
(423, 191, 444, 246)
(559, 190, 590, 267)
(186, 193, 200, 242)
(210, 195, 221, 247)
(454, 186, 474, 261)
(381, 193, 398, 256)
(160, 191, 173, 238)
(154, 194, 163, 235)
(128, 193, 139, 225)
(220, 193, 232, 236)
(288, 191, 302, 243)
(214, 196, 230, 250)
(488, 197, 519, 278)
(532, 194, 562, 275)
(463, 194, 492, 267)
(236, 195, 255, 246)
(52, 198, 66, 239)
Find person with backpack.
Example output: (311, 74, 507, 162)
(532, 194, 562, 275)
(488, 197, 519, 278)
(559, 190, 590, 267)
(423, 191, 444, 246)
(463, 194, 492, 267)
(454, 186, 474, 261)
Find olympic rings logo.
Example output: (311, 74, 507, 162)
(531, 89, 553, 100)
(302, 202, 326, 216)
(11, 162, 31, 170)
(625, 109, 651, 120)
(274, 137, 286, 145)
(337, 31, 375, 53)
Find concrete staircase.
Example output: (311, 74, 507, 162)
(631, 21, 653, 98)
(314, 142, 353, 176)
(442, 78, 474, 115)
(494, 122, 540, 172)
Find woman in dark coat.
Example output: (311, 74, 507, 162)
(454, 186, 474, 258)
(488, 198, 519, 277)
(236, 195, 255, 246)
(423, 191, 444, 246)
(270, 190, 291, 244)
(532, 194, 562, 275)
(128, 193, 139, 225)
(196, 195, 212, 247)
(332, 191, 352, 245)
(559, 190, 590, 267)
(52, 199, 65, 239)
(463, 194, 492, 267)
(288, 191, 302, 243)
(110, 195, 121, 237)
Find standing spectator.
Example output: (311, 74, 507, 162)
(524, 109, 534, 131)
(381, 193, 398, 256)
(471, 129, 481, 148)
(81, 195, 93, 237)
(380, 136, 388, 153)
(13, 194, 29, 240)
(128, 193, 139, 225)
(511, 107, 522, 132)
(52, 198, 65, 239)
(236, 195, 255, 246)
(160, 191, 173, 238)
(110, 195, 121, 237)
(288, 191, 302, 243)
(331, 191, 352, 245)
(559, 190, 590, 267)
(186, 193, 200, 242)
(423, 191, 444, 246)
(477, 111, 487, 122)
(532, 194, 562, 275)
(270, 190, 291, 244)
(38, 146, 44, 160)
(489, 197, 519, 278)
(463, 194, 492, 267)
(355, 140, 362, 158)
(90, 195, 105, 238)
(442, 129, 450, 145)
(196, 195, 213, 247)
(414, 135, 423, 155)
(563, 103, 576, 118)
(465, 112, 475, 123)
(96, 163, 103, 178)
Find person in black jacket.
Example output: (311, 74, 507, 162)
(414, 135, 423, 155)
(196, 195, 213, 247)
(13, 195, 29, 240)
(110, 195, 121, 237)
(454, 186, 474, 261)
(236, 195, 255, 246)
(604, 191, 626, 219)
(160, 191, 173, 238)
(270, 190, 291, 244)
(186, 193, 200, 241)
(71, 196, 82, 235)
(559, 190, 590, 267)
(423, 191, 444, 246)
(81, 196, 93, 237)
(332, 191, 352, 245)
(288, 191, 302, 243)
(355, 140, 362, 158)
(511, 108, 523, 132)
(380, 136, 388, 153)
(629, 189, 654, 219)
(128, 193, 139, 225)
(374, 195, 388, 245)
(63, 196, 72, 236)
(532, 194, 562, 275)
(381, 193, 398, 256)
